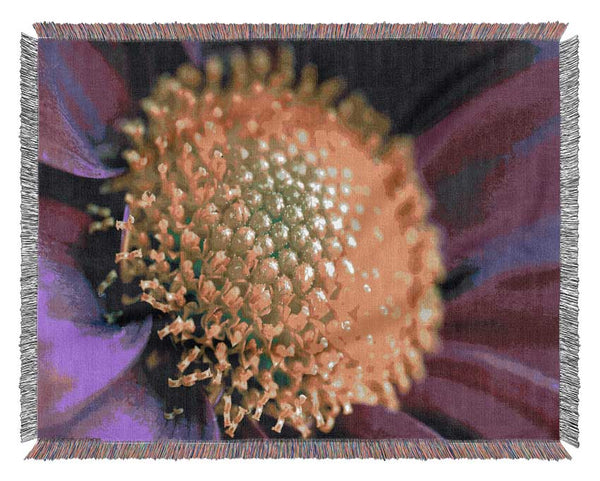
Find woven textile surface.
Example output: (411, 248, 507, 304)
(20, 22, 579, 460)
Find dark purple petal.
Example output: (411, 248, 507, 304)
(416, 59, 560, 270)
(182, 41, 203, 67)
(477, 345, 560, 380)
(330, 405, 441, 439)
(58, 370, 220, 441)
(443, 265, 560, 350)
(468, 214, 559, 288)
(39, 40, 129, 178)
(234, 418, 270, 439)
(417, 58, 559, 185)
(531, 41, 560, 63)
(400, 377, 555, 440)
(423, 341, 559, 433)
(37, 197, 152, 434)
(416, 59, 561, 405)
(415, 60, 561, 417)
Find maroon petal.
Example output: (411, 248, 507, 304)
(417, 58, 559, 185)
(400, 376, 555, 439)
(443, 265, 560, 351)
(330, 405, 441, 439)
(399, 340, 560, 438)
(38, 197, 91, 268)
(56, 370, 219, 441)
(416, 59, 560, 268)
(234, 418, 270, 439)
(424, 341, 559, 432)
(37, 197, 152, 434)
(39, 40, 129, 178)
(475, 345, 560, 380)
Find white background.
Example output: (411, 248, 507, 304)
(1, 1, 598, 478)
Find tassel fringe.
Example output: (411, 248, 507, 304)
(558, 36, 580, 447)
(20, 34, 38, 443)
(33, 22, 567, 41)
(27, 439, 571, 460)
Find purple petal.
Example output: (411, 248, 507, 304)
(39, 40, 128, 178)
(531, 41, 560, 63)
(37, 197, 152, 434)
(60, 370, 220, 441)
(469, 214, 559, 288)
(120, 204, 130, 250)
(38, 256, 152, 434)
(201, 396, 221, 441)
(330, 405, 441, 439)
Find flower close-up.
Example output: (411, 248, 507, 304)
(37, 38, 560, 443)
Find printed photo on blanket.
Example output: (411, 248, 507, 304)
(30, 30, 572, 455)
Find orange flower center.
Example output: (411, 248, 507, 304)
(102, 49, 444, 437)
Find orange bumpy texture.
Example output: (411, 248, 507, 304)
(107, 49, 445, 437)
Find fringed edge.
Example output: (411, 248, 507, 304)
(558, 36, 580, 447)
(26, 439, 571, 460)
(20, 34, 39, 443)
(33, 22, 567, 41)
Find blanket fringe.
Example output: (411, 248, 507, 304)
(20, 34, 38, 443)
(558, 36, 580, 447)
(33, 22, 567, 41)
(26, 439, 571, 460)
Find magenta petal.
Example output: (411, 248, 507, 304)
(59, 370, 219, 441)
(331, 405, 441, 439)
(38, 40, 128, 178)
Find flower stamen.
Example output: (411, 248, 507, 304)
(102, 48, 444, 438)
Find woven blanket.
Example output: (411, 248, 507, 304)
(20, 22, 579, 460)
